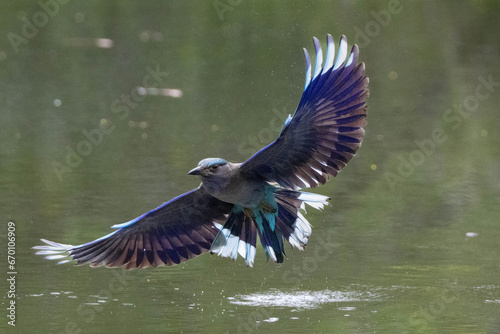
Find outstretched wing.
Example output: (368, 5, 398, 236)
(34, 187, 233, 269)
(241, 35, 369, 190)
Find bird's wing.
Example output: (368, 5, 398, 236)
(241, 35, 369, 190)
(34, 187, 233, 269)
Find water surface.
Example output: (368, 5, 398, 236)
(1, 1, 500, 333)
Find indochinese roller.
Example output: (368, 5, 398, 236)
(34, 34, 369, 269)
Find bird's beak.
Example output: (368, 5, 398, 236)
(188, 166, 202, 176)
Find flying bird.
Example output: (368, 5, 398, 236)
(34, 34, 369, 269)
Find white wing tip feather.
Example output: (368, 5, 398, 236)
(303, 48, 312, 91)
(324, 34, 335, 71)
(304, 34, 355, 91)
(33, 239, 75, 264)
(333, 35, 348, 70)
(312, 37, 323, 80)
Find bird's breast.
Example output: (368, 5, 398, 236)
(204, 177, 266, 208)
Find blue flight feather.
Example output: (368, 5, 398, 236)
(111, 189, 198, 229)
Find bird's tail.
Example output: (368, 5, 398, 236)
(210, 189, 329, 266)
(274, 189, 329, 251)
(211, 210, 258, 267)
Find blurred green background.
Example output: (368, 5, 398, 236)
(1, 1, 499, 333)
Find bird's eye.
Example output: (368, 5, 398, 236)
(210, 164, 220, 171)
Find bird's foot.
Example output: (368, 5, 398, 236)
(261, 200, 277, 213)
(243, 208, 255, 219)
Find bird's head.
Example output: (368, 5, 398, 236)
(188, 158, 230, 178)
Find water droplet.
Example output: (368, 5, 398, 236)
(388, 71, 398, 80)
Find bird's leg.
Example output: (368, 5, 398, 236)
(243, 208, 255, 219)
(261, 200, 277, 213)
